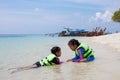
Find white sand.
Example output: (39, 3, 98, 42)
(91, 33, 120, 52)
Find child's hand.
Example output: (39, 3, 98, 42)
(66, 59, 73, 62)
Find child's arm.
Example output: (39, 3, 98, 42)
(52, 58, 63, 64)
(66, 55, 79, 62)
(66, 59, 73, 62)
(80, 55, 95, 62)
(72, 49, 83, 62)
(67, 49, 83, 62)
(67, 58, 87, 62)
(80, 58, 87, 62)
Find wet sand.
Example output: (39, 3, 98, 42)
(0, 34, 120, 80)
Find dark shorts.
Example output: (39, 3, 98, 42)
(34, 61, 41, 67)
(87, 55, 95, 62)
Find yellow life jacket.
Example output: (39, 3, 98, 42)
(39, 53, 56, 66)
(75, 43, 94, 58)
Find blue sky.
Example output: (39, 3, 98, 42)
(0, 0, 120, 34)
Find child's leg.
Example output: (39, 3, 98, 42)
(86, 55, 95, 62)
(9, 64, 38, 74)
(17, 64, 37, 70)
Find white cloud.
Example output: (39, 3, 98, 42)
(89, 10, 113, 22)
(102, 11, 113, 22)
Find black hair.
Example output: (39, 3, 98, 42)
(68, 39, 80, 46)
(51, 46, 61, 54)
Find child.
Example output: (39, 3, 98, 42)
(67, 39, 94, 62)
(9, 46, 62, 73)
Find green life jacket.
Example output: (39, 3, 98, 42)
(75, 43, 94, 58)
(39, 53, 57, 66)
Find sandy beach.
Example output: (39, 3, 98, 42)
(91, 33, 120, 52)
(0, 33, 120, 80)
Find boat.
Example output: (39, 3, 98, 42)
(58, 27, 107, 37)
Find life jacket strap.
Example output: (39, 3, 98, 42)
(46, 57, 52, 65)
(85, 50, 93, 58)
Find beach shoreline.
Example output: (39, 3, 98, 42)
(90, 33, 120, 52)
(0, 33, 120, 80)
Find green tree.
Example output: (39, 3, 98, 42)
(112, 9, 120, 22)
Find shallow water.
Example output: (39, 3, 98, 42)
(0, 35, 120, 80)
